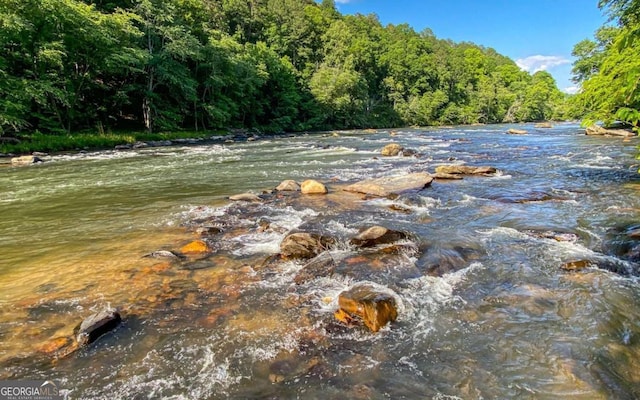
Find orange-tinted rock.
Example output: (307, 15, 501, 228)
(301, 180, 328, 195)
(334, 308, 357, 326)
(381, 143, 403, 156)
(561, 260, 591, 271)
(180, 240, 210, 255)
(336, 283, 398, 332)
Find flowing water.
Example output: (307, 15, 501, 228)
(1, 124, 640, 399)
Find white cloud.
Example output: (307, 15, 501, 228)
(563, 86, 580, 95)
(516, 55, 571, 73)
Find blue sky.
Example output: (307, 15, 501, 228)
(333, 0, 608, 93)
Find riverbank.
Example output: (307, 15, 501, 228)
(0, 122, 573, 158)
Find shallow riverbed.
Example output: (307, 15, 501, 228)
(1, 124, 640, 399)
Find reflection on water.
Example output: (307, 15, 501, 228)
(1, 124, 640, 399)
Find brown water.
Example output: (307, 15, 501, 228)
(1, 124, 640, 399)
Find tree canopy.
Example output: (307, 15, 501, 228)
(572, 0, 640, 129)
(0, 0, 568, 136)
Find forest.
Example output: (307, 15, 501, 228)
(571, 0, 640, 132)
(0, 0, 579, 138)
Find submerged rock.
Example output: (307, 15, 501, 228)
(507, 128, 527, 134)
(280, 232, 334, 260)
(294, 252, 337, 284)
(229, 193, 262, 202)
(276, 180, 301, 191)
(143, 250, 181, 260)
(343, 172, 433, 197)
(76, 308, 122, 346)
(435, 165, 497, 175)
(301, 180, 328, 195)
(535, 122, 553, 129)
(380, 143, 403, 156)
(11, 155, 43, 166)
(350, 226, 407, 248)
(335, 283, 398, 332)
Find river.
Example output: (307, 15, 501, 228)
(1, 124, 639, 399)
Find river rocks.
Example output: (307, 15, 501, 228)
(507, 129, 527, 134)
(301, 179, 328, 195)
(381, 143, 403, 156)
(350, 226, 407, 248)
(11, 155, 43, 166)
(143, 250, 182, 260)
(276, 180, 300, 191)
(334, 283, 398, 332)
(229, 193, 262, 202)
(523, 230, 579, 243)
(434, 165, 497, 175)
(180, 240, 211, 255)
(585, 124, 635, 137)
(561, 260, 591, 271)
(280, 232, 334, 260)
(343, 172, 433, 197)
(602, 224, 640, 263)
(534, 122, 553, 129)
(75, 308, 122, 346)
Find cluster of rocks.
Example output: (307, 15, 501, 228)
(585, 124, 635, 137)
(217, 167, 501, 333)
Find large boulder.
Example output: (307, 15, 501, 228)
(380, 143, 403, 156)
(507, 128, 527, 134)
(280, 232, 334, 260)
(334, 283, 398, 332)
(11, 155, 43, 166)
(301, 179, 328, 195)
(434, 165, 496, 175)
(76, 308, 122, 346)
(350, 226, 407, 248)
(585, 125, 635, 137)
(343, 172, 433, 197)
(276, 180, 300, 192)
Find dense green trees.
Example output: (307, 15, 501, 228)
(572, 0, 640, 130)
(0, 0, 567, 137)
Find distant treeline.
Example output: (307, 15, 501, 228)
(0, 0, 578, 136)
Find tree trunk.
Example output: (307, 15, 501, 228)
(143, 97, 152, 133)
